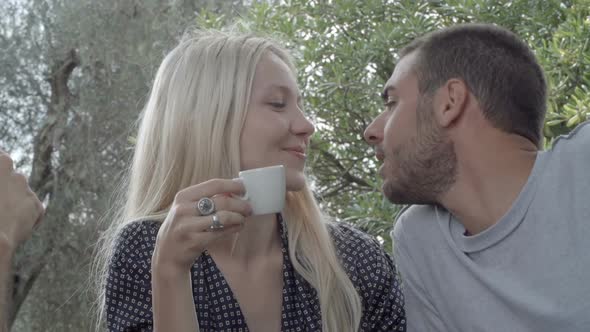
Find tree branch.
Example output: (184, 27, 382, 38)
(311, 140, 371, 188)
(29, 49, 80, 200)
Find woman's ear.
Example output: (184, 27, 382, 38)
(432, 78, 469, 128)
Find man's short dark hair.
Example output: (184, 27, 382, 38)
(401, 23, 547, 147)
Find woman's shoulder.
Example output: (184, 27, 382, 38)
(110, 219, 161, 268)
(117, 219, 161, 241)
(329, 222, 388, 256)
(115, 219, 160, 249)
(328, 222, 405, 328)
(328, 221, 396, 274)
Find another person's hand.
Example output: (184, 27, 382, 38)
(0, 150, 44, 252)
(151, 179, 252, 277)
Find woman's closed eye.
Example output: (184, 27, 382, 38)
(268, 101, 287, 109)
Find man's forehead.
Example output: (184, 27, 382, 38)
(384, 51, 419, 94)
(390, 52, 418, 84)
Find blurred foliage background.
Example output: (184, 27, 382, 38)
(1, 0, 588, 330)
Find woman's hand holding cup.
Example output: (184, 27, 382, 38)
(151, 179, 252, 278)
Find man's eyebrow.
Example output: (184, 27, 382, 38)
(381, 85, 395, 102)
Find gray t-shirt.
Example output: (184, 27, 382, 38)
(393, 121, 590, 332)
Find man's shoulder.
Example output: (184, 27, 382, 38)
(393, 204, 441, 241)
(542, 121, 590, 184)
(549, 120, 590, 154)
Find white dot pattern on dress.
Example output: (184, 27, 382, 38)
(105, 215, 405, 331)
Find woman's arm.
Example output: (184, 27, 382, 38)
(149, 179, 251, 331)
(151, 259, 199, 331)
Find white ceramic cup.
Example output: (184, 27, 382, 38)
(237, 165, 286, 216)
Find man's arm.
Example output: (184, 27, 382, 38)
(0, 150, 44, 331)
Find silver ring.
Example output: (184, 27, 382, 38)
(209, 213, 224, 231)
(196, 197, 216, 216)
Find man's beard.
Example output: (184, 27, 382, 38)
(382, 97, 458, 205)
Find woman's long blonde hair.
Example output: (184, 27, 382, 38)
(93, 28, 362, 331)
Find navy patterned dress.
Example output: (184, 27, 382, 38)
(105, 215, 406, 331)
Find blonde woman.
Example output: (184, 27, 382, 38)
(96, 29, 405, 332)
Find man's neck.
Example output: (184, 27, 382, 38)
(440, 138, 538, 235)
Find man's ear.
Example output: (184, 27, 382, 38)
(432, 78, 469, 128)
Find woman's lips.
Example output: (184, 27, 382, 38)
(284, 147, 306, 159)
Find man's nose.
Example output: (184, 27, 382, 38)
(364, 116, 385, 146)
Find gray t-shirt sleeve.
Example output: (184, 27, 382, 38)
(393, 212, 446, 332)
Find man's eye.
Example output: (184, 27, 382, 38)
(384, 100, 397, 111)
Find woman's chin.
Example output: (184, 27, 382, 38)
(285, 172, 307, 192)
